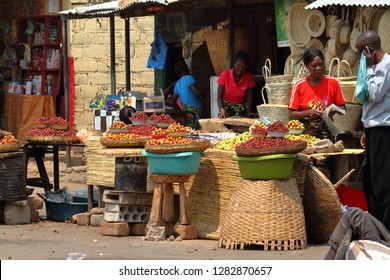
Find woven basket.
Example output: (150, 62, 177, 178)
(342, 47, 357, 67)
(329, 58, 357, 102)
(325, 6, 338, 38)
(235, 141, 307, 157)
(25, 135, 80, 143)
(305, 9, 326, 38)
(368, 8, 387, 32)
(218, 178, 307, 250)
(100, 137, 150, 148)
(303, 165, 341, 244)
(0, 143, 21, 153)
(291, 154, 311, 198)
(262, 59, 293, 84)
(261, 84, 291, 106)
(205, 27, 257, 75)
(305, 38, 325, 55)
(144, 140, 211, 154)
(333, 102, 362, 132)
(287, 1, 311, 47)
(378, 11, 390, 55)
(256, 104, 290, 125)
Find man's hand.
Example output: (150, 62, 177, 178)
(360, 134, 366, 148)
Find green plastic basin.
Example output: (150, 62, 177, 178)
(232, 153, 297, 180)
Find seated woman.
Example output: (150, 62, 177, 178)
(165, 60, 204, 128)
(288, 48, 346, 139)
(217, 51, 257, 118)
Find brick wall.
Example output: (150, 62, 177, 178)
(69, 0, 155, 130)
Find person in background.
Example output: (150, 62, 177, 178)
(355, 31, 390, 231)
(166, 59, 204, 128)
(217, 51, 257, 118)
(119, 105, 136, 125)
(288, 48, 346, 139)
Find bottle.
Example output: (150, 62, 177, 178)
(127, 93, 132, 106)
(25, 76, 32, 95)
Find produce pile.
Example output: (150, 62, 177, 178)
(215, 132, 253, 151)
(266, 120, 288, 133)
(148, 113, 175, 124)
(127, 124, 156, 136)
(0, 135, 19, 145)
(130, 112, 148, 121)
(102, 133, 145, 140)
(286, 120, 305, 130)
(146, 137, 194, 146)
(109, 121, 127, 129)
(236, 137, 303, 150)
(26, 128, 76, 137)
(284, 134, 320, 144)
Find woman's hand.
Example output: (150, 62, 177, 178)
(218, 108, 228, 119)
(307, 108, 323, 119)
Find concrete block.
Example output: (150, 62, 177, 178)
(4, 203, 30, 225)
(129, 223, 146, 236)
(76, 213, 91, 226)
(103, 190, 152, 205)
(90, 214, 104, 227)
(27, 197, 44, 210)
(100, 221, 130, 237)
(104, 203, 150, 223)
(144, 226, 166, 241)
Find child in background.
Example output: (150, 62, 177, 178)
(169, 60, 204, 128)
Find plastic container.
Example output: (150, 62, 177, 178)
(267, 131, 288, 138)
(45, 196, 97, 222)
(141, 151, 202, 175)
(288, 129, 304, 135)
(232, 154, 297, 180)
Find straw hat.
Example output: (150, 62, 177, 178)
(368, 8, 387, 32)
(306, 38, 325, 55)
(287, 1, 311, 47)
(378, 11, 390, 54)
(305, 10, 326, 38)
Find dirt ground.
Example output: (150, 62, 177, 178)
(0, 152, 330, 260)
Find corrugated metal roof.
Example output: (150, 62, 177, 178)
(59, 0, 120, 18)
(306, 0, 390, 9)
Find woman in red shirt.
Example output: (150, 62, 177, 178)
(217, 51, 257, 118)
(288, 48, 345, 138)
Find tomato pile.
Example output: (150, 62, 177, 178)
(236, 137, 301, 150)
(0, 135, 19, 145)
(151, 128, 167, 136)
(102, 133, 144, 140)
(130, 112, 148, 121)
(26, 128, 76, 137)
(252, 126, 267, 135)
(266, 121, 288, 132)
(167, 123, 186, 132)
(148, 113, 175, 124)
(127, 124, 156, 136)
(286, 120, 305, 130)
(110, 121, 128, 129)
(34, 117, 50, 125)
(48, 116, 69, 125)
(147, 137, 195, 145)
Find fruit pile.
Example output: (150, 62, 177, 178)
(236, 137, 302, 150)
(0, 135, 19, 145)
(252, 125, 267, 135)
(34, 117, 50, 125)
(127, 124, 156, 136)
(48, 116, 69, 126)
(102, 133, 144, 140)
(26, 128, 76, 137)
(147, 137, 195, 145)
(110, 121, 128, 129)
(130, 112, 148, 121)
(167, 123, 186, 132)
(286, 120, 305, 130)
(151, 128, 167, 136)
(215, 132, 253, 151)
(284, 133, 320, 144)
(266, 120, 288, 132)
(148, 113, 175, 124)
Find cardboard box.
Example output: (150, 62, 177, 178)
(40, 0, 62, 15)
(143, 96, 165, 113)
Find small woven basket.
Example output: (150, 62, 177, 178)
(262, 59, 293, 84)
(333, 102, 362, 132)
(261, 83, 292, 106)
(0, 143, 21, 153)
(303, 165, 341, 244)
(144, 140, 211, 154)
(305, 9, 326, 38)
(218, 178, 307, 250)
(256, 104, 290, 125)
(325, 6, 338, 38)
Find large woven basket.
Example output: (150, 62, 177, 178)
(261, 83, 292, 106)
(303, 165, 341, 244)
(286, 1, 311, 47)
(333, 102, 362, 132)
(256, 104, 290, 125)
(262, 59, 293, 84)
(305, 9, 325, 38)
(144, 140, 210, 154)
(218, 178, 307, 250)
(378, 11, 390, 55)
(205, 27, 257, 75)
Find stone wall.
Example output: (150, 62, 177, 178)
(69, 0, 155, 130)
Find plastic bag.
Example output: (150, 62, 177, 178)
(147, 29, 167, 70)
(354, 53, 369, 104)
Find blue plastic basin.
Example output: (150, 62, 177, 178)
(45, 197, 97, 222)
(141, 151, 202, 175)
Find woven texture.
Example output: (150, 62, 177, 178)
(256, 104, 290, 125)
(205, 27, 257, 75)
(286, 2, 311, 47)
(378, 11, 390, 55)
(261, 83, 292, 106)
(333, 102, 362, 132)
(303, 165, 341, 244)
(0, 143, 21, 153)
(219, 178, 307, 250)
(305, 10, 325, 38)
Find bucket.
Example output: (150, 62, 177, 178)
(114, 155, 148, 192)
(0, 152, 26, 201)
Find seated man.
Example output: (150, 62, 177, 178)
(325, 207, 390, 260)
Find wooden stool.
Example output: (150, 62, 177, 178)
(146, 174, 198, 239)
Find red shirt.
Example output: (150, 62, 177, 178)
(288, 75, 346, 111)
(217, 68, 256, 104)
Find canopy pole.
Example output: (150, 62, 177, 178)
(110, 16, 116, 95)
(125, 18, 131, 91)
(62, 18, 71, 167)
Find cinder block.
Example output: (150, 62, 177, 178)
(103, 190, 152, 205)
(4, 203, 30, 225)
(76, 213, 91, 226)
(100, 221, 130, 237)
(90, 214, 104, 227)
(104, 203, 150, 223)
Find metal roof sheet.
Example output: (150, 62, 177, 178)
(305, 0, 390, 9)
(59, 1, 120, 18)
